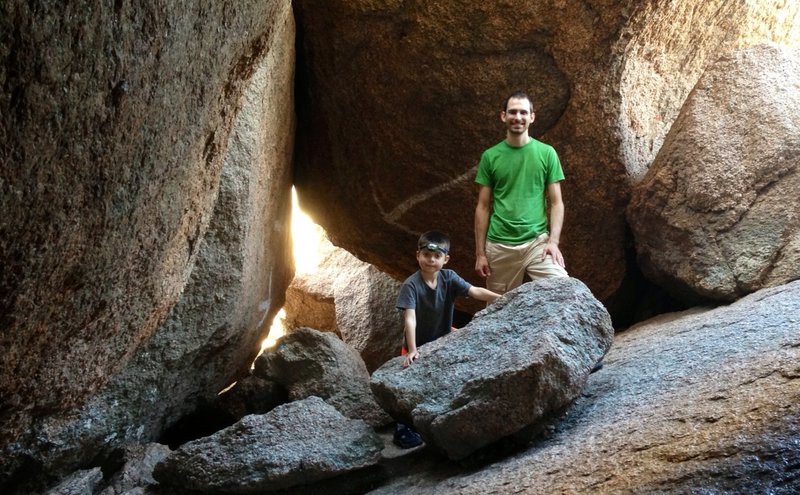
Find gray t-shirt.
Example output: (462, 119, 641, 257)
(396, 269, 472, 347)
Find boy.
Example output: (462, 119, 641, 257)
(393, 230, 500, 448)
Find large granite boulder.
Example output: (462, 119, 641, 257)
(628, 44, 800, 303)
(285, 239, 404, 372)
(153, 397, 383, 494)
(370, 278, 613, 460)
(292, 0, 797, 312)
(370, 279, 800, 494)
(254, 328, 391, 427)
(0, 0, 295, 487)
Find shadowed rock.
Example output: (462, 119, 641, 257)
(43, 468, 103, 495)
(629, 44, 800, 303)
(370, 278, 613, 460)
(0, 0, 295, 486)
(153, 397, 383, 494)
(98, 443, 170, 495)
(254, 328, 392, 427)
(215, 375, 289, 422)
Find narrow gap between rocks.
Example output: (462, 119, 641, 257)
(162, 187, 476, 449)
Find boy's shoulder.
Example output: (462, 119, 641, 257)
(401, 270, 424, 285)
(440, 268, 471, 285)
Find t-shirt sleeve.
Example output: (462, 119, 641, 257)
(545, 145, 565, 184)
(396, 281, 417, 310)
(446, 270, 472, 298)
(475, 150, 492, 186)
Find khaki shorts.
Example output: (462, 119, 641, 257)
(485, 233, 568, 294)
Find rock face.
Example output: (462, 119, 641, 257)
(369, 279, 800, 494)
(153, 397, 383, 494)
(292, 0, 797, 312)
(98, 443, 170, 495)
(370, 278, 613, 460)
(285, 239, 404, 371)
(43, 468, 103, 495)
(254, 328, 391, 427)
(215, 375, 289, 423)
(0, 0, 295, 487)
(628, 44, 800, 303)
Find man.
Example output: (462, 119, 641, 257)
(474, 91, 568, 294)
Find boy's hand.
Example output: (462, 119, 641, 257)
(403, 350, 419, 367)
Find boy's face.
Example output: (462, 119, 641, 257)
(416, 247, 449, 274)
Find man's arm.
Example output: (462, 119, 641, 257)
(402, 308, 419, 367)
(543, 181, 565, 267)
(474, 185, 493, 277)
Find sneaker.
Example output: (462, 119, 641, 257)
(393, 424, 424, 449)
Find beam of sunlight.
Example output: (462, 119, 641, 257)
(258, 187, 326, 356)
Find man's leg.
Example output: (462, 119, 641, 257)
(485, 240, 528, 294)
(523, 234, 569, 279)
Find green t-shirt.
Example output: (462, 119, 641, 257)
(475, 138, 565, 244)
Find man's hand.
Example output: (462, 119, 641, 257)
(403, 350, 419, 367)
(475, 253, 491, 278)
(542, 241, 566, 268)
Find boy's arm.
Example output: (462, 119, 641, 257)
(402, 308, 419, 367)
(468, 286, 501, 304)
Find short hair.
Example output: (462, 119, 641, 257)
(417, 230, 451, 254)
(504, 91, 534, 113)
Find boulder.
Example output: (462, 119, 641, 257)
(370, 278, 613, 460)
(628, 44, 800, 303)
(98, 443, 170, 495)
(254, 328, 392, 427)
(285, 239, 404, 372)
(43, 468, 103, 495)
(369, 279, 800, 494)
(0, 0, 295, 486)
(153, 397, 383, 494)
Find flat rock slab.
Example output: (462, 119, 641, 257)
(153, 396, 383, 494)
(370, 278, 613, 460)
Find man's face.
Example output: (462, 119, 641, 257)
(501, 97, 534, 135)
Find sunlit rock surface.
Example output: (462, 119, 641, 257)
(284, 239, 404, 372)
(629, 44, 800, 303)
